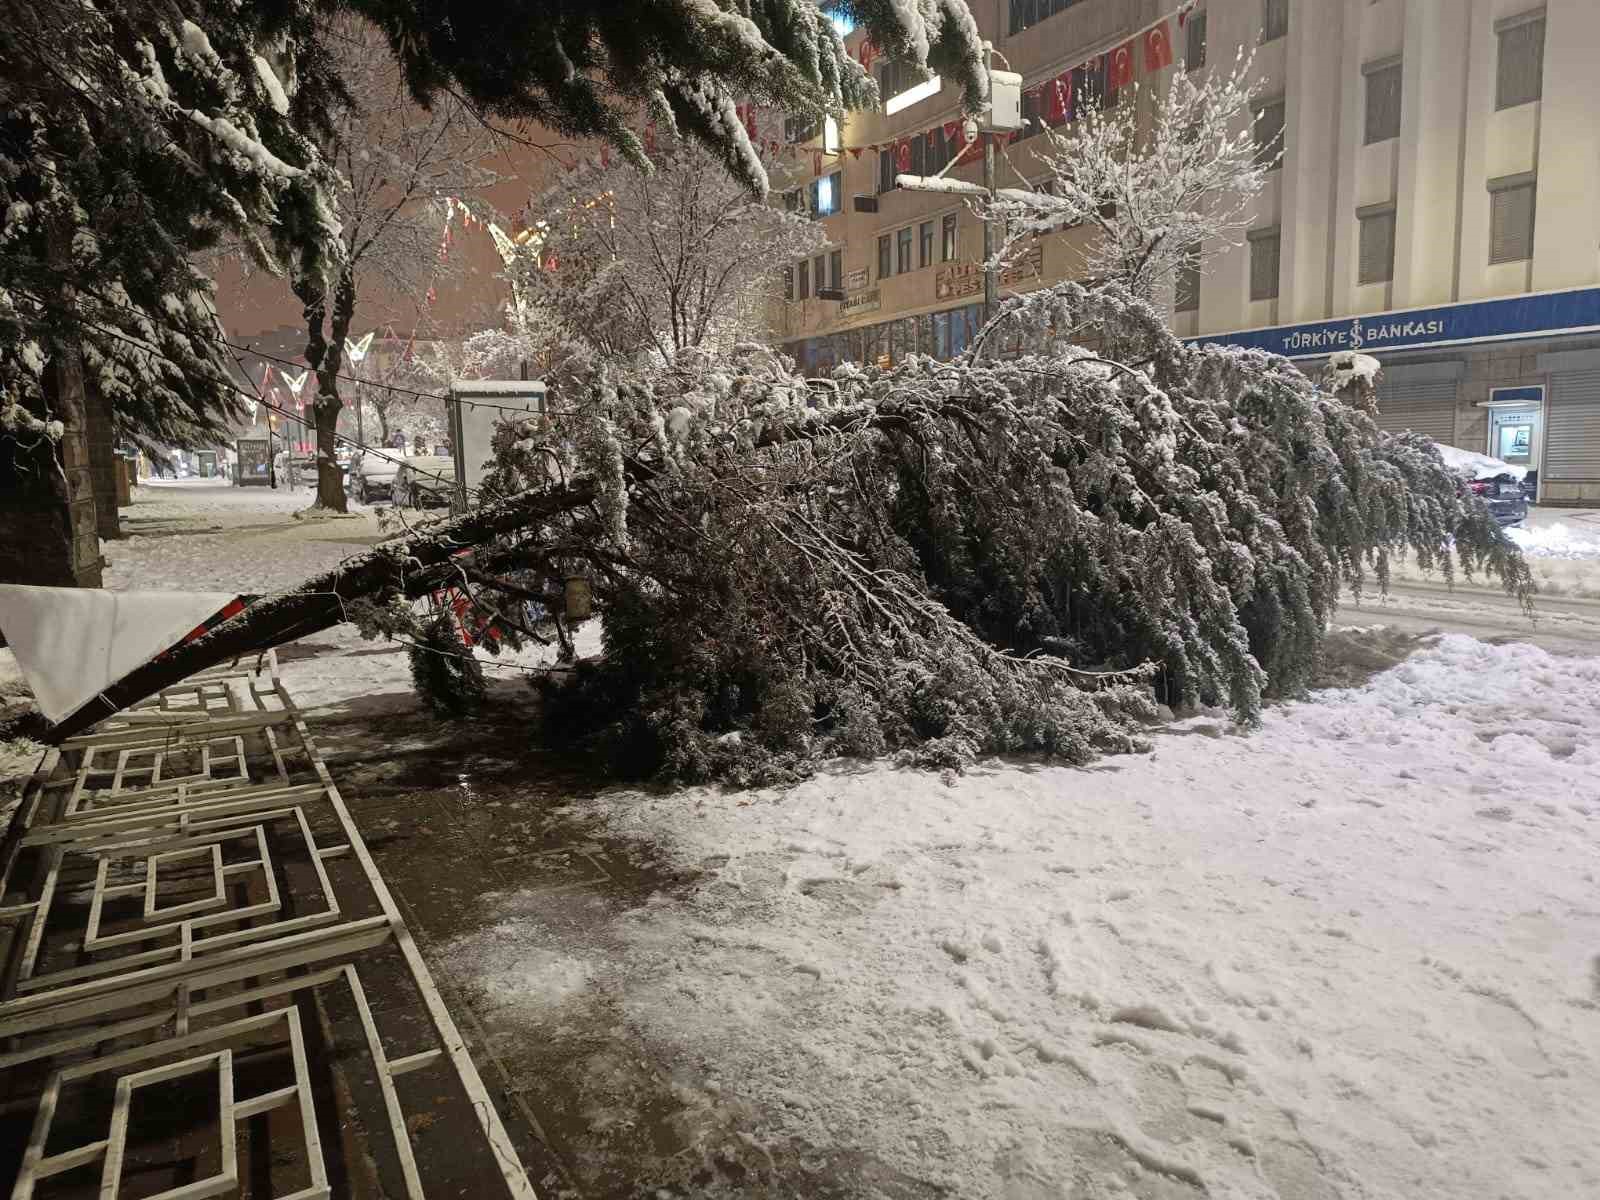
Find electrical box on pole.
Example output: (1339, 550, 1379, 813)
(979, 70, 1023, 133)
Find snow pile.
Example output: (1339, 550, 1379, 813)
(1323, 350, 1381, 393)
(1508, 518, 1600, 560)
(470, 634, 1600, 1199)
(1435, 442, 1527, 483)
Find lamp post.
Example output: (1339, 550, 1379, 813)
(892, 48, 1021, 325)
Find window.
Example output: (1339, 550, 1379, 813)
(782, 188, 803, 214)
(808, 171, 842, 216)
(919, 221, 934, 268)
(1495, 11, 1545, 110)
(1363, 59, 1402, 144)
(814, 254, 828, 291)
(878, 149, 896, 195)
(1357, 204, 1396, 284)
(909, 135, 925, 177)
(1175, 247, 1201, 312)
(1009, 0, 1092, 37)
(942, 213, 958, 262)
(797, 258, 810, 300)
(1254, 97, 1286, 170)
(829, 249, 843, 292)
(1185, 10, 1208, 71)
(878, 60, 931, 104)
(1072, 57, 1116, 115)
(1019, 87, 1043, 139)
(785, 114, 822, 144)
(1488, 173, 1536, 264)
(1261, 0, 1288, 43)
(897, 226, 913, 274)
(925, 126, 951, 173)
(1248, 227, 1281, 300)
(878, 234, 892, 279)
(783, 266, 794, 302)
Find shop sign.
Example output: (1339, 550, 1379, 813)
(840, 288, 881, 317)
(844, 268, 869, 291)
(1191, 288, 1600, 359)
(933, 244, 1045, 301)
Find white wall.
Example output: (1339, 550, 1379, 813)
(1201, 0, 1600, 333)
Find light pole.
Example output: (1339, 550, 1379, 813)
(893, 45, 1021, 325)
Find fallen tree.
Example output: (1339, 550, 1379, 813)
(52, 285, 1535, 788)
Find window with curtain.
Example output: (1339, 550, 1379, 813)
(1185, 10, 1207, 71)
(1357, 205, 1397, 284)
(1249, 228, 1280, 300)
(919, 221, 934, 268)
(1254, 97, 1286, 170)
(1496, 12, 1545, 109)
(897, 226, 913, 274)
(941, 213, 958, 262)
(1488, 174, 1536, 263)
(1364, 61, 1402, 144)
(1261, 0, 1288, 43)
(1175, 249, 1201, 312)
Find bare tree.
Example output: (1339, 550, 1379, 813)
(509, 135, 825, 364)
(982, 54, 1271, 303)
(294, 18, 501, 512)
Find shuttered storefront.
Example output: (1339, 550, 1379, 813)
(1375, 378, 1459, 445)
(1546, 371, 1600, 482)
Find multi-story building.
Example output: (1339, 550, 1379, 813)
(780, 0, 1600, 504)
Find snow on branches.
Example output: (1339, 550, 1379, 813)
(508, 136, 825, 365)
(981, 52, 1270, 302)
(0, 0, 342, 451)
(428, 281, 1531, 784)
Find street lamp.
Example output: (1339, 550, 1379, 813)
(893, 45, 1023, 322)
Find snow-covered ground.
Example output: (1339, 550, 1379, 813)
(1387, 506, 1600, 601)
(451, 634, 1600, 1200)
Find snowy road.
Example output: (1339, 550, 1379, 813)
(1336, 580, 1600, 657)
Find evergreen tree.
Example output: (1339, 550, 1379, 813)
(336, 0, 988, 194)
(1, 0, 344, 455)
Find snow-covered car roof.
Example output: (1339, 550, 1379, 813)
(353, 452, 403, 478)
(1434, 443, 1527, 482)
(398, 455, 455, 473)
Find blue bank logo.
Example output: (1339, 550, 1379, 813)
(1192, 288, 1600, 359)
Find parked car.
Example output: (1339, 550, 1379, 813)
(1435, 444, 1529, 527)
(393, 455, 457, 508)
(346, 451, 402, 503)
(271, 448, 319, 486)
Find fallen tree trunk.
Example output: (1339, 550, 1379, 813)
(47, 475, 603, 741)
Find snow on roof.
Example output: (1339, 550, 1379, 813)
(450, 380, 548, 395)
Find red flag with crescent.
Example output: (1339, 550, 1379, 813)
(1109, 40, 1137, 89)
(1144, 20, 1174, 72)
(1047, 72, 1072, 125)
(896, 139, 912, 173)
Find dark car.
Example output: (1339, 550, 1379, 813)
(394, 455, 457, 508)
(1437, 445, 1529, 527)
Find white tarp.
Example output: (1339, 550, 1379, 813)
(0, 586, 238, 722)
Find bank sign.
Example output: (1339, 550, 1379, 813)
(1190, 287, 1600, 359)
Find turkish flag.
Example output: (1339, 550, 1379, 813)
(1144, 21, 1174, 72)
(896, 139, 912, 173)
(944, 120, 963, 151)
(1109, 40, 1137, 89)
(1047, 72, 1072, 124)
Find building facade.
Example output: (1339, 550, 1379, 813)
(780, 0, 1600, 504)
